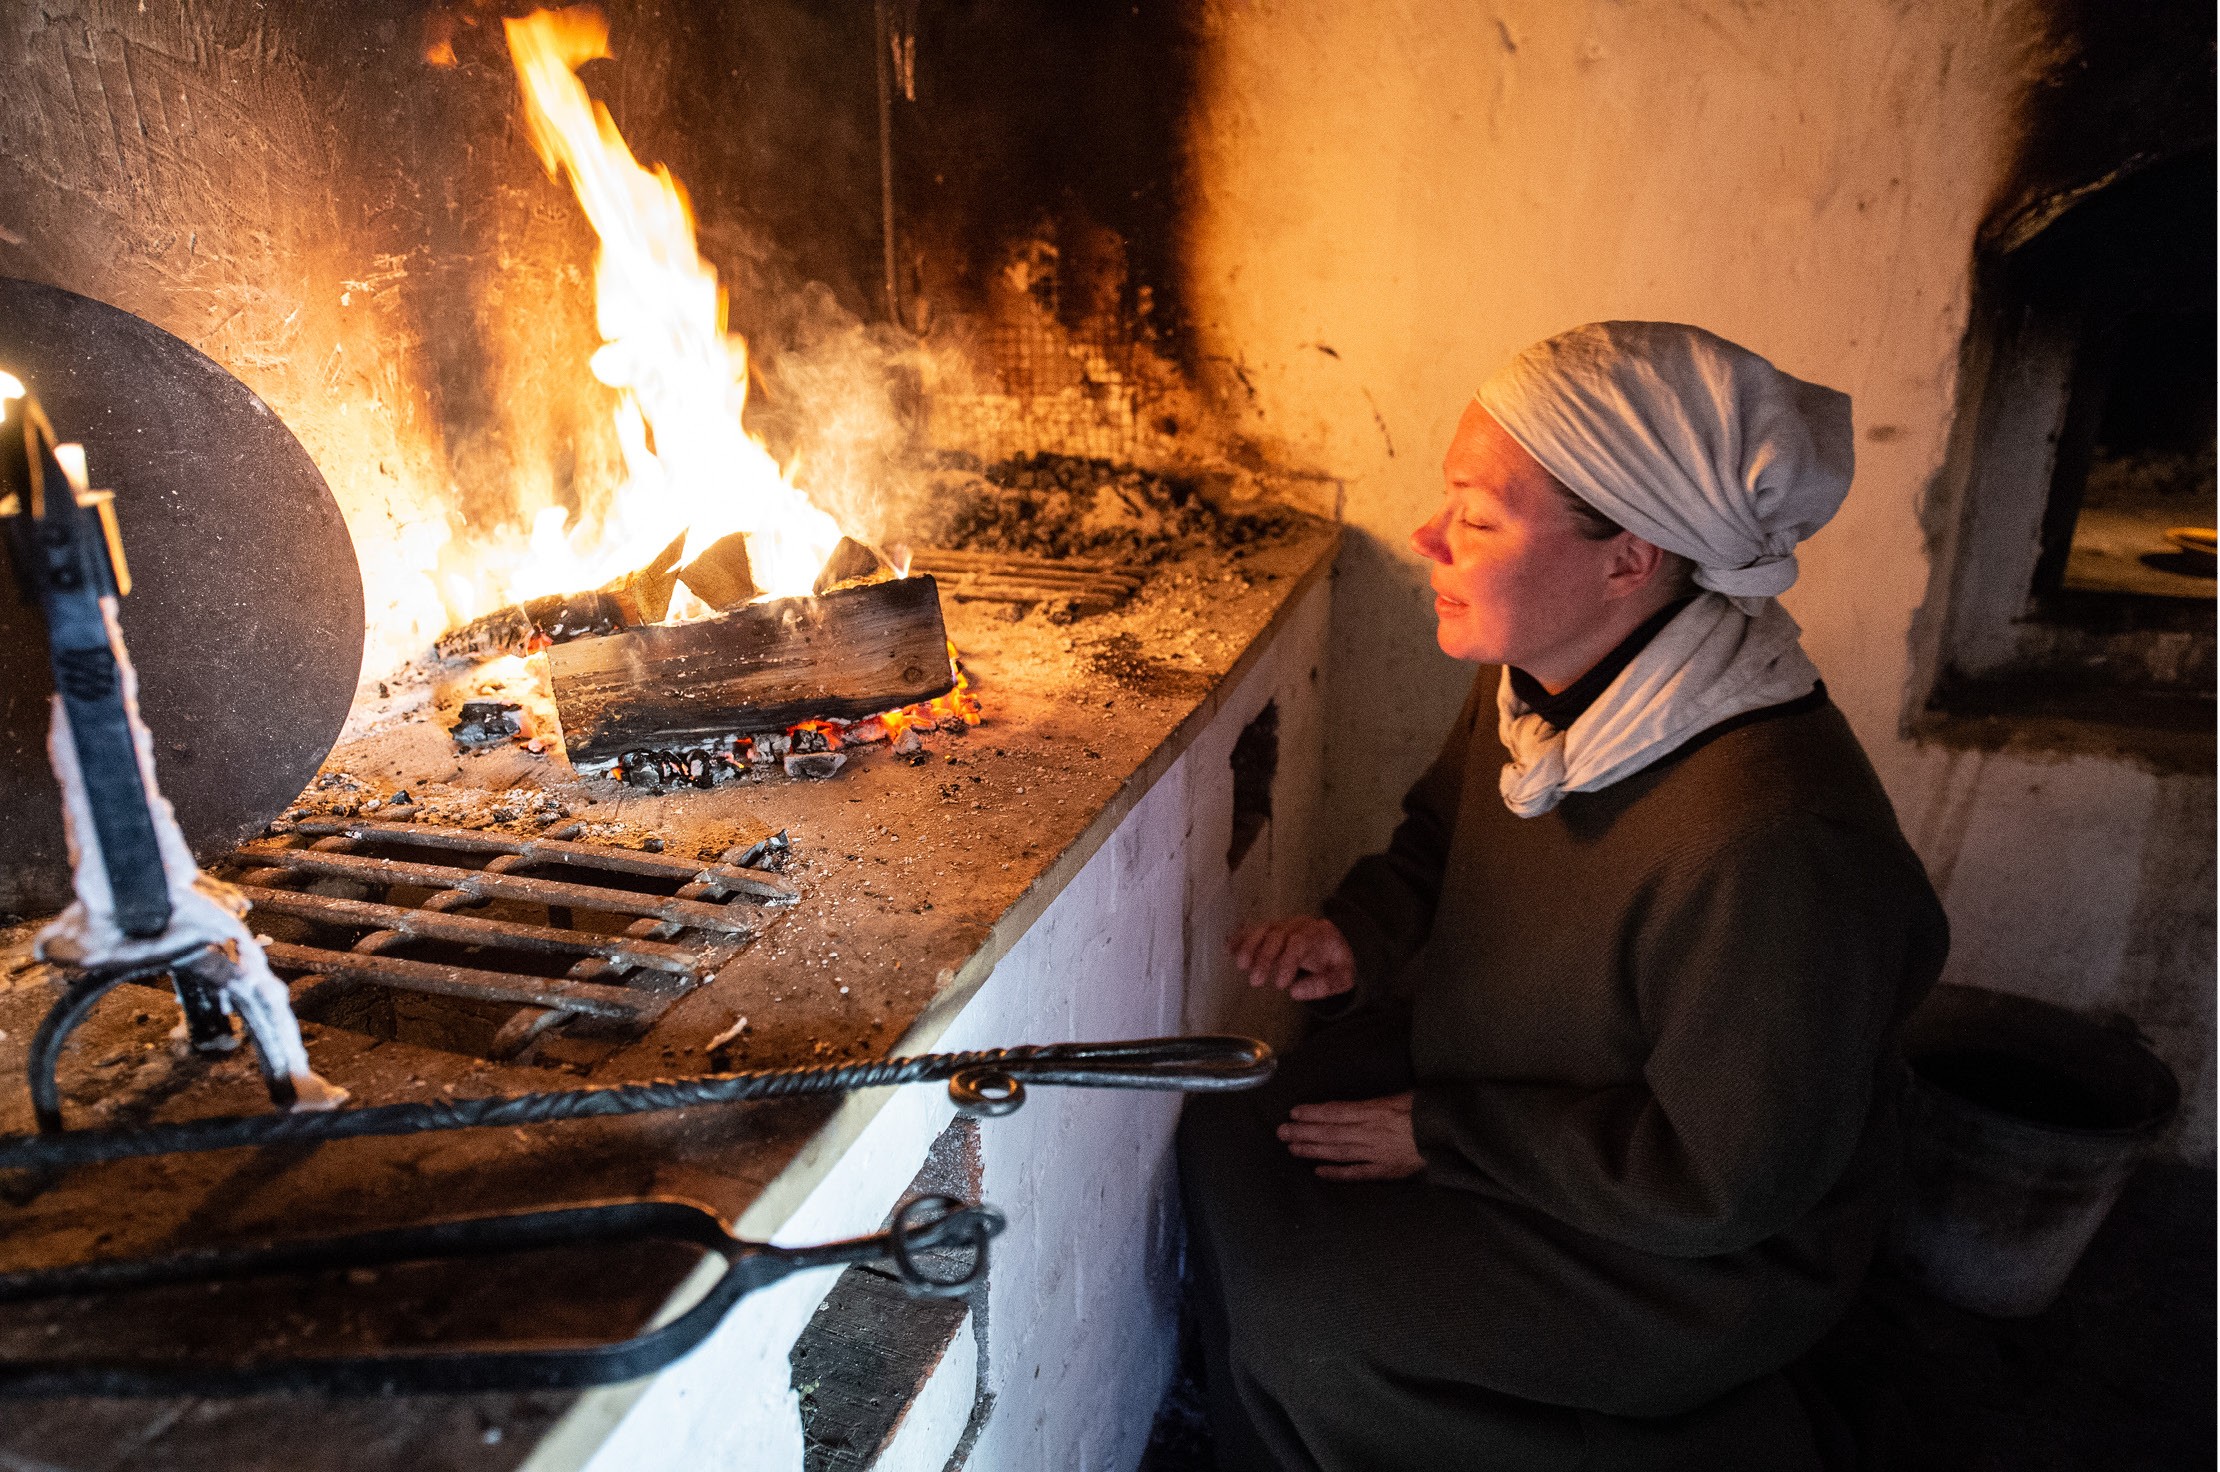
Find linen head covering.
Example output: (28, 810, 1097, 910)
(1476, 321, 1853, 610)
(1474, 322, 1849, 815)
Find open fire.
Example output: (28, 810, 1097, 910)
(410, 7, 982, 781)
(472, 6, 844, 617)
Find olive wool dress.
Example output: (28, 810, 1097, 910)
(1178, 671, 1949, 1471)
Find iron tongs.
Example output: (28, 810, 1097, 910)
(0, 1193, 1003, 1396)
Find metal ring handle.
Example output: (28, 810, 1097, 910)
(947, 1067, 1025, 1118)
(884, 1194, 1003, 1299)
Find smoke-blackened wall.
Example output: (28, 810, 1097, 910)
(0, 0, 1213, 679)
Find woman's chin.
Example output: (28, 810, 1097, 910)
(1433, 620, 1495, 665)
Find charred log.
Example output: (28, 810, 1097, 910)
(435, 535, 686, 660)
(436, 591, 631, 661)
(547, 576, 955, 764)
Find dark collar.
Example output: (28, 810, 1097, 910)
(1509, 597, 1697, 731)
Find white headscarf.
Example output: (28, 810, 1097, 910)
(1478, 321, 1852, 613)
(1475, 322, 1851, 816)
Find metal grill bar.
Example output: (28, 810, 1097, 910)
(232, 846, 757, 934)
(908, 548, 1143, 610)
(233, 886, 731, 976)
(212, 822, 793, 1039)
(257, 942, 652, 1021)
(276, 818, 801, 901)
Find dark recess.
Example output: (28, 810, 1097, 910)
(2018, 148, 2217, 607)
(790, 1118, 988, 1471)
(1227, 701, 1278, 871)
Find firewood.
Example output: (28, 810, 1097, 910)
(814, 535, 894, 594)
(547, 575, 955, 764)
(676, 531, 758, 611)
(435, 589, 630, 660)
(435, 534, 686, 659)
(608, 531, 688, 624)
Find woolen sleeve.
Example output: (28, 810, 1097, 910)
(1319, 673, 1486, 1007)
(1409, 815, 1935, 1257)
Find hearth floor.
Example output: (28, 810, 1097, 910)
(0, 514, 1336, 1467)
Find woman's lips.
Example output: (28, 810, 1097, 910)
(1433, 593, 1466, 616)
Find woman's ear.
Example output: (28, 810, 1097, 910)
(1602, 534, 1669, 598)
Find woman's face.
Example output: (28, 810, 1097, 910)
(1412, 402, 1637, 675)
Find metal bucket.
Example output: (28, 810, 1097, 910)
(1887, 983, 2179, 1317)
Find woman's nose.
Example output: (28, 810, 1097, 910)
(1412, 509, 1450, 564)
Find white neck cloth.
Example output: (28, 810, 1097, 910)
(1496, 593, 1820, 817)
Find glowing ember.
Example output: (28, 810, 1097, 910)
(882, 643, 984, 737)
(492, 6, 843, 611)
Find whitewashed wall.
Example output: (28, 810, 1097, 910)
(1180, 0, 2215, 1157)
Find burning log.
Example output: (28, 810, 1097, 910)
(547, 575, 955, 765)
(435, 534, 687, 660)
(435, 589, 631, 660)
(675, 531, 758, 611)
(813, 535, 894, 594)
(612, 531, 689, 623)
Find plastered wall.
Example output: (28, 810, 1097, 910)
(1180, 0, 2215, 1157)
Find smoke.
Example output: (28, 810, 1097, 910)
(703, 219, 971, 557)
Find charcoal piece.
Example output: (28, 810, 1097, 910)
(791, 726, 831, 754)
(547, 577, 954, 764)
(783, 751, 846, 780)
(813, 536, 894, 594)
(614, 746, 742, 790)
(676, 532, 758, 612)
(452, 701, 524, 748)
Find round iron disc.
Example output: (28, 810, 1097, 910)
(0, 278, 364, 920)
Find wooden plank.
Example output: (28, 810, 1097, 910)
(547, 576, 956, 764)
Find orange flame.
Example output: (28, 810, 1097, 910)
(489, 7, 842, 614)
(882, 642, 983, 736)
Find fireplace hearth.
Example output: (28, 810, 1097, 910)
(0, 0, 1339, 1463)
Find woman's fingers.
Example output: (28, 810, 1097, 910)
(1278, 1114, 1380, 1142)
(1243, 926, 1292, 987)
(1279, 1128, 1381, 1161)
(1272, 923, 1336, 990)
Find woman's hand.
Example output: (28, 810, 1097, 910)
(1278, 1093, 1424, 1181)
(1229, 916, 1356, 1001)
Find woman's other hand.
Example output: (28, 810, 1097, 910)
(1278, 1093, 1424, 1180)
(1228, 916, 1355, 1001)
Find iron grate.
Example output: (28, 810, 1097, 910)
(211, 817, 797, 1046)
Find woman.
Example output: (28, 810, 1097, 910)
(1178, 322, 1948, 1471)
